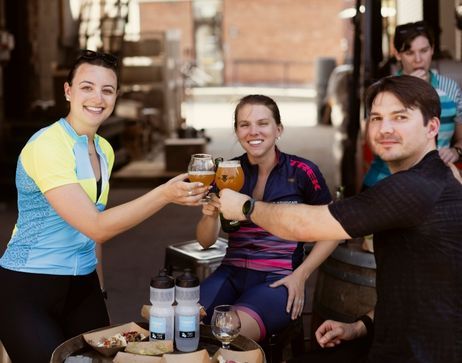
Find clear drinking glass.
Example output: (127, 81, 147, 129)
(211, 305, 241, 349)
(188, 153, 215, 202)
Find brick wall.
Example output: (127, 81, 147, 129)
(223, 0, 345, 85)
(139, 0, 349, 85)
(139, 1, 194, 53)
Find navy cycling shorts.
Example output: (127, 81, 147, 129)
(200, 264, 292, 340)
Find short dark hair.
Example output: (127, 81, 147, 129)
(233, 94, 282, 130)
(365, 75, 441, 125)
(394, 21, 434, 53)
(66, 49, 119, 87)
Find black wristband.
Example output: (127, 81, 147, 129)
(242, 198, 256, 221)
(355, 314, 374, 337)
(101, 288, 108, 300)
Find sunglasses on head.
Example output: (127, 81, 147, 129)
(395, 21, 427, 37)
(78, 49, 118, 68)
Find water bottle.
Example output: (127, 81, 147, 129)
(149, 269, 175, 342)
(174, 269, 200, 352)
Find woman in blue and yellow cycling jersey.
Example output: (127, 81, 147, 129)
(0, 50, 208, 363)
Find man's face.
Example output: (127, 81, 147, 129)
(367, 91, 439, 171)
(396, 35, 434, 78)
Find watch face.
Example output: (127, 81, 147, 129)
(243, 199, 255, 219)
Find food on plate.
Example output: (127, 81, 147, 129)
(122, 331, 147, 343)
(96, 331, 147, 348)
(125, 340, 174, 356)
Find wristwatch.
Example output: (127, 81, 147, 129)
(454, 146, 462, 159)
(242, 198, 256, 221)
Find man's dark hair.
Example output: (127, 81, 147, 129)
(365, 75, 441, 125)
(394, 21, 434, 53)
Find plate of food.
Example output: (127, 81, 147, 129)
(83, 322, 149, 357)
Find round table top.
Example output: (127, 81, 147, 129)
(50, 322, 264, 363)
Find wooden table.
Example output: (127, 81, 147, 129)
(50, 323, 265, 362)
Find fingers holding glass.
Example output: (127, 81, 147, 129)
(201, 193, 220, 217)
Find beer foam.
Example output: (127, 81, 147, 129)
(188, 171, 215, 175)
(218, 161, 241, 168)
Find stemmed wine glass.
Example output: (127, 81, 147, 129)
(211, 305, 241, 349)
(188, 153, 215, 203)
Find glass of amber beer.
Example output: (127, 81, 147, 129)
(188, 154, 215, 202)
(215, 160, 245, 232)
(215, 160, 244, 191)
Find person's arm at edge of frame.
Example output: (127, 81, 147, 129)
(196, 193, 221, 248)
(452, 123, 462, 160)
(448, 162, 462, 183)
(45, 173, 209, 244)
(453, 123, 462, 150)
(270, 238, 340, 319)
(315, 310, 375, 348)
(441, 83, 462, 163)
(440, 123, 462, 163)
(219, 189, 351, 242)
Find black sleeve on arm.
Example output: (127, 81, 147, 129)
(328, 170, 443, 238)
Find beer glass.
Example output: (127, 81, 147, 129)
(211, 305, 241, 349)
(215, 160, 245, 192)
(188, 154, 215, 202)
(215, 160, 244, 232)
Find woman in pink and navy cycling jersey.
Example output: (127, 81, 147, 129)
(196, 95, 339, 342)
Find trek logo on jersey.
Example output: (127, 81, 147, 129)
(290, 160, 321, 190)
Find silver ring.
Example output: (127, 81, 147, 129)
(188, 190, 193, 196)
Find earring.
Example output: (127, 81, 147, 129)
(65, 95, 70, 101)
(276, 136, 281, 141)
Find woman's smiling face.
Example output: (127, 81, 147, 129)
(64, 63, 118, 129)
(235, 103, 282, 162)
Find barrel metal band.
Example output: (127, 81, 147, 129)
(330, 244, 377, 268)
(320, 263, 376, 287)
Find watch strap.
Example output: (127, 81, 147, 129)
(243, 198, 256, 221)
(355, 314, 374, 337)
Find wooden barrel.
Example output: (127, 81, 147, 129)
(312, 239, 377, 329)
